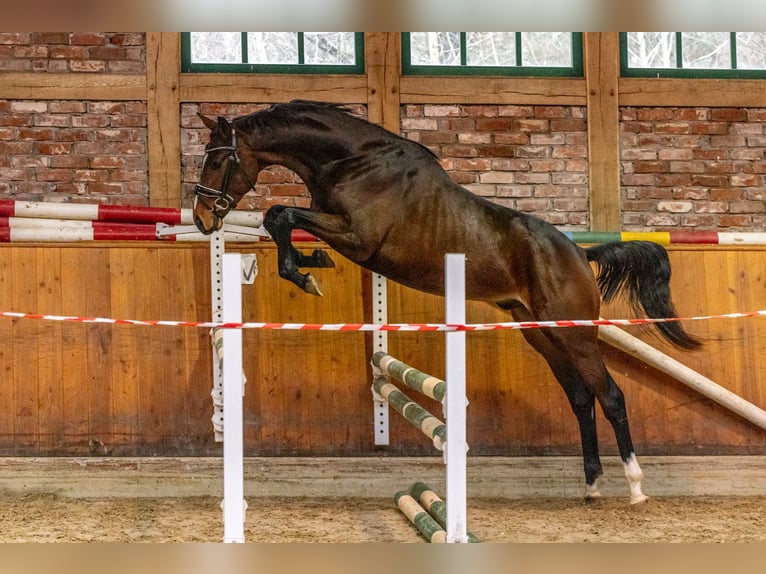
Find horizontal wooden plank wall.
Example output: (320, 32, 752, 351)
(0, 243, 764, 456)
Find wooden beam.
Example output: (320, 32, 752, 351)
(146, 32, 181, 208)
(365, 32, 401, 132)
(584, 32, 621, 231)
(0, 72, 145, 100)
(179, 74, 368, 104)
(400, 76, 586, 105)
(620, 78, 766, 108)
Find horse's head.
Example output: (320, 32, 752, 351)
(193, 114, 258, 234)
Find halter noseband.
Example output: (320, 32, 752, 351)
(194, 131, 255, 219)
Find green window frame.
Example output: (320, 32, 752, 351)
(621, 32, 766, 79)
(181, 32, 365, 74)
(402, 32, 583, 77)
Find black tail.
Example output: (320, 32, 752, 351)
(586, 241, 701, 350)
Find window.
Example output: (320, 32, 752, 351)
(181, 32, 364, 74)
(402, 32, 583, 76)
(621, 32, 766, 78)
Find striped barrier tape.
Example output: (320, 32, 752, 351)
(0, 309, 764, 331)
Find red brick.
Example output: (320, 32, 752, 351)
(70, 33, 105, 46)
(461, 106, 499, 117)
(691, 175, 728, 187)
(48, 46, 87, 59)
(637, 109, 675, 121)
(529, 159, 565, 172)
(690, 122, 729, 135)
(37, 142, 72, 155)
(705, 162, 736, 174)
(476, 118, 515, 131)
(32, 33, 70, 44)
(730, 174, 761, 187)
(718, 215, 753, 227)
(550, 119, 586, 132)
(673, 108, 710, 121)
(534, 107, 566, 118)
(656, 174, 692, 187)
(656, 122, 690, 134)
(634, 161, 668, 173)
(711, 108, 748, 122)
(669, 161, 705, 173)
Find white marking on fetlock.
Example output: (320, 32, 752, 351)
(623, 453, 649, 505)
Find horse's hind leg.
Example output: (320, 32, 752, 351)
(515, 327, 605, 500)
(514, 314, 648, 505)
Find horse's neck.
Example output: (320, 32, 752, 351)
(257, 129, 357, 184)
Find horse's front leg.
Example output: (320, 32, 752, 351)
(263, 206, 337, 296)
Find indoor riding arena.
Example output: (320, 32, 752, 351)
(1, 31, 766, 543)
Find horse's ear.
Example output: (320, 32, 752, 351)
(216, 116, 232, 138)
(198, 113, 218, 131)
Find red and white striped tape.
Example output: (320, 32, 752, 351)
(1, 310, 764, 331)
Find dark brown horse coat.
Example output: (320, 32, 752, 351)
(194, 100, 699, 504)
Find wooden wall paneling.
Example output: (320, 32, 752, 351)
(584, 32, 622, 231)
(11, 247, 39, 452)
(80, 248, 116, 456)
(0, 72, 146, 100)
(157, 246, 210, 453)
(619, 78, 766, 108)
(59, 247, 96, 455)
(146, 32, 182, 208)
(35, 247, 64, 454)
(399, 76, 586, 106)
(179, 74, 368, 104)
(0, 247, 15, 445)
(107, 247, 140, 453)
(130, 247, 165, 453)
(242, 246, 370, 455)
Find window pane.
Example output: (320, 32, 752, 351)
(410, 32, 461, 65)
(246, 32, 298, 64)
(465, 32, 516, 66)
(682, 32, 730, 69)
(190, 32, 242, 63)
(736, 32, 766, 69)
(626, 32, 676, 68)
(521, 32, 572, 66)
(304, 32, 356, 65)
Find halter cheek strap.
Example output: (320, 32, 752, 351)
(194, 131, 256, 218)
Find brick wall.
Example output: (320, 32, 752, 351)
(0, 100, 148, 204)
(621, 107, 766, 230)
(0, 32, 145, 73)
(401, 104, 590, 229)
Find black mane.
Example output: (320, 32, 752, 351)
(233, 99, 439, 159)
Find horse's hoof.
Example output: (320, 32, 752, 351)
(312, 249, 336, 268)
(304, 274, 324, 297)
(630, 494, 650, 509)
(584, 494, 603, 505)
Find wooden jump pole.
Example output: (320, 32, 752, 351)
(372, 254, 469, 543)
(394, 490, 446, 543)
(372, 352, 446, 401)
(409, 482, 479, 543)
(598, 324, 766, 431)
(371, 374, 447, 449)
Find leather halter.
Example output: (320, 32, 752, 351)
(194, 131, 255, 220)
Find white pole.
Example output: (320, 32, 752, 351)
(599, 324, 766, 431)
(222, 253, 245, 543)
(444, 253, 468, 543)
(372, 272, 390, 445)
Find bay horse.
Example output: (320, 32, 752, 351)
(193, 100, 700, 506)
